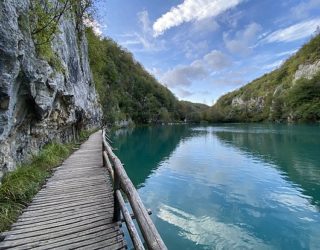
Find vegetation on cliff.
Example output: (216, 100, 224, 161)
(86, 28, 208, 125)
(27, 0, 94, 71)
(204, 34, 320, 123)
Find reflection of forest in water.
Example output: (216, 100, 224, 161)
(215, 124, 320, 207)
(112, 124, 320, 207)
(112, 125, 194, 187)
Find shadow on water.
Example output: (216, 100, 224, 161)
(111, 125, 194, 187)
(214, 123, 320, 207)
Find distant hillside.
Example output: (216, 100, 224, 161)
(177, 101, 209, 122)
(205, 34, 320, 123)
(86, 28, 208, 125)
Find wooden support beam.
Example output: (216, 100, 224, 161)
(113, 168, 121, 222)
(116, 190, 145, 250)
(103, 151, 114, 180)
(121, 209, 152, 223)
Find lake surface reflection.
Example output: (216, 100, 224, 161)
(112, 124, 320, 250)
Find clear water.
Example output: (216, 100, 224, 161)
(112, 124, 320, 250)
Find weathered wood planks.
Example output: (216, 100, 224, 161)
(0, 131, 126, 250)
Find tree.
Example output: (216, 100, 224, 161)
(29, 0, 94, 46)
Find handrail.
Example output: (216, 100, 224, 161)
(102, 130, 167, 250)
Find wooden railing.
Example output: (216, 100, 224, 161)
(102, 130, 167, 250)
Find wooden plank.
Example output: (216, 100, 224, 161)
(0, 222, 120, 249)
(26, 193, 113, 209)
(43, 180, 108, 189)
(33, 191, 112, 202)
(22, 199, 114, 216)
(14, 204, 112, 225)
(76, 238, 127, 250)
(29, 225, 120, 250)
(36, 185, 108, 195)
(12, 207, 110, 229)
(9, 211, 111, 235)
(40, 231, 123, 250)
(46, 174, 107, 182)
(30, 227, 121, 250)
(3, 217, 113, 241)
(18, 202, 112, 220)
(36, 184, 109, 195)
(48, 174, 107, 180)
(32, 189, 113, 202)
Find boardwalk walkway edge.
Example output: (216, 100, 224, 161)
(0, 131, 125, 250)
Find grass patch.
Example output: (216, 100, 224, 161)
(0, 129, 97, 233)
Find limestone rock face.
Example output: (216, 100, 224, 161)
(294, 60, 320, 81)
(0, 0, 102, 180)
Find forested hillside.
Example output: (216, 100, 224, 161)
(86, 28, 208, 125)
(204, 34, 320, 123)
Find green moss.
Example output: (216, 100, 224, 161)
(18, 14, 30, 33)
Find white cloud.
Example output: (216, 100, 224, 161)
(275, 49, 298, 57)
(146, 67, 162, 78)
(153, 0, 243, 37)
(119, 11, 166, 52)
(83, 18, 103, 37)
(220, 10, 243, 28)
(138, 10, 152, 34)
(177, 88, 194, 97)
(224, 22, 262, 55)
(158, 204, 269, 249)
(161, 50, 231, 88)
(204, 50, 232, 70)
(263, 59, 285, 70)
(291, 0, 320, 19)
(263, 18, 320, 43)
(161, 61, 208, 87)
(184, 40, 209, 59)
(190, 17, 220, 34)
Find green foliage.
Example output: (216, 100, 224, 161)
(86, 28, 208, 125)
(28, 0, 69, 71)
(285, 72, 320, 121)
(28, 0, 93, 72)
(177, 101, 208, 122)
(205, 34, 320, 123)
(0, 129, 95, 232)
(0, 143, 71, 232)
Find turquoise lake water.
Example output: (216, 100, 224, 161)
(112, 124, 320, 249)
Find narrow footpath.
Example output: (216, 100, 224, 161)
(0, 131, 126, 249)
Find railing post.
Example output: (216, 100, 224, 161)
(113, 170, 121, 222)
(102, 136, 106, 167)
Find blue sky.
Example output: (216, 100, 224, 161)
(93, 0, 320, 105)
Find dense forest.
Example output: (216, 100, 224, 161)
(204, 34, 320, 123)
(86, 28, 208, 126)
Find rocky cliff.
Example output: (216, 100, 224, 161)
(206, 34, 320, 123)
(0, 0, 102, 180)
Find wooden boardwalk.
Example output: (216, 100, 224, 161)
(0, 131, 126, 249)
